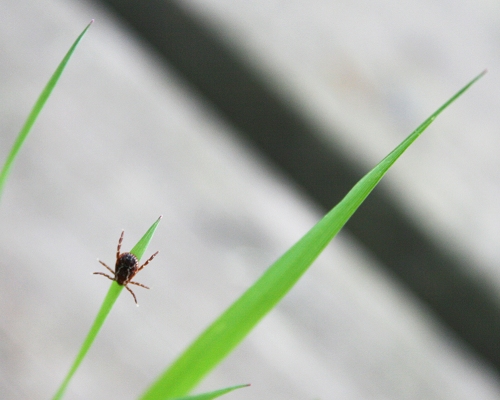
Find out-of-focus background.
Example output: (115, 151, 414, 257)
(1, 0, 500, 399)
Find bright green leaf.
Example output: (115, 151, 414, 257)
(53, 216, 162, 400)
(171, 384, 249, 400)
(0, 20, 93, 200)
(131, 215, 163, 260)
(140, 71, 486, 400)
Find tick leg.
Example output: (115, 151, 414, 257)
(93, 272, 114, 281)
(117, 230, 125, 259)
(129, 281, 150, 290)
(137, 251, 159, 272)
(98, 260, 115, 275)
(124, 285, 138, 304)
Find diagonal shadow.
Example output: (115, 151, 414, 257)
(99, 0, 500, 374)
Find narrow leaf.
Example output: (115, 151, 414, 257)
(171, 384, 249, 400)
(52, 281, 122, 400)
(140, 71, 485, 399)
(131, 215, 163, 260)
(53, 216, 162, 400)
(0, 20, 93, 200)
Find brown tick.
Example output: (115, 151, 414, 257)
(94, 230, 159, 305)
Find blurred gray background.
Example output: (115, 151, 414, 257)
(1, 0, 500, 399)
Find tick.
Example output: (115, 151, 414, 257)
(94, 230, 159, 305)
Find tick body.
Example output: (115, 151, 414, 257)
(94, 230, 159, 305)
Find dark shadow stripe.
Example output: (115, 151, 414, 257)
(98, 0, 500, 373)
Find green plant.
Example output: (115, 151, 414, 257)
(53, 216, 162, 400)
(0, 20, 93, 200)
(1, 21, 485, 400)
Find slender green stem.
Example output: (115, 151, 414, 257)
(0, 20, 93, 199)
(52, 282, 122, 400)
(53, 216, 162, 399)
(171, 384, 249, 400)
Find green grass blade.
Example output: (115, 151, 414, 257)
(52, 216, 162, 400)
(0, 20, 93, 200)
(140, 71, 485, 400)
(131, 215, 163, 260)
(171, 384, 250, 400)
(52, 281, 122, 400)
